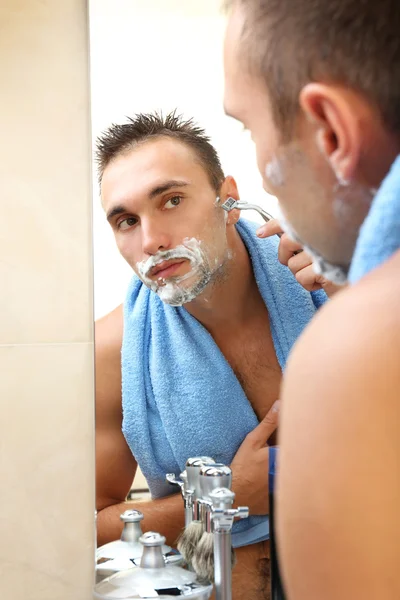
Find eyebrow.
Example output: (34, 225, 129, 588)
(106, 179, 190, 222)
(148, 179, 189, 199)
(106, 205, 128, 222)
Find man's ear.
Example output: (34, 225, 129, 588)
(226, 207, 241, 224)
(299, 83, 362, 183)
(219, 175, 241, 224)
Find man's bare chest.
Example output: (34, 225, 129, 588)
(213, 318, 282, 421)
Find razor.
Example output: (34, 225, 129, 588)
(221, 197, 282, 238)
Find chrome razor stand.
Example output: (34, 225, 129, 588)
(197, 464, 232, 526)
(209, 488, 249, 600)
(167, 460, 249, 600)
(166, 470, 194, 527)
(167, 457, 216, 526)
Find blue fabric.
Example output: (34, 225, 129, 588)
(349, 155, 400, 283)
(122, 219, 326, 548)
(269, 447, 279, 494)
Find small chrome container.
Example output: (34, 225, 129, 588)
(96, 510, 181, 583)
(94, 531, 213, 599)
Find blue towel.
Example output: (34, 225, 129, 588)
(349, 155, 400, 283)
(122, 219, 326, 548)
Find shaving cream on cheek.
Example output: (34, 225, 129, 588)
(136, 238, 213, 306)
(265, 155, 286, 188)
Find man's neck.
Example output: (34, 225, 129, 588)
(184, 228, 261, 332)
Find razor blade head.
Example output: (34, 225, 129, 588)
(221, 197, 238, 212)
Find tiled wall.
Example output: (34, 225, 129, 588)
(0, 1, 95, 598)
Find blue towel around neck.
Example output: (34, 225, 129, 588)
(122, 219, 326, 548)
(349, 155, 400, 283)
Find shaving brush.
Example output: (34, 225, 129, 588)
(176, 456, 215, 566)
(191, 465, 236, 583)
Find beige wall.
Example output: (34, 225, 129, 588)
(0, 1, 95, 599)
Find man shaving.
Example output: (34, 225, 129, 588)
(223, 1, 400, 598)
(95, 111, 335, 599)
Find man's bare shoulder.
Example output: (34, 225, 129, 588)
(96, 303, 124, 350)
(287, 250, 400, 384)
(279, 255, 400, 600)
(281, 250, 400, 432)
(96, 303, 124, 366)
(95, 304, 124, 420)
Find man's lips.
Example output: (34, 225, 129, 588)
(150, 260, 186, 279)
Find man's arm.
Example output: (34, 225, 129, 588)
(95, 304, 184, 547)
(276, 254, 400, 600)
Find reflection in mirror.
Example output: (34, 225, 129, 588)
(90, 2, 325, 599)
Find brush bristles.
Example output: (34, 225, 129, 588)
(191, 531, 214, 582)
(177, 521, 204, 565)
(191, 532, 236, 583)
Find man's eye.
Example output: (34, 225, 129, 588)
(164, 196, 182, 210)
(117, 217, 137, 231)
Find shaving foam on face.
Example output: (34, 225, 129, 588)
(265, 152, 350, 284)
(279, 214, 348, 285)
(136, 238, 214, 306)
(215, 196, 229, 223)
(264, 141, 376, 285)
(265, 155, 286, 187)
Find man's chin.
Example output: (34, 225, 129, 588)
(153, 272, 211, 307)
(278, 214, 349, 286)
(315, 260, 348, 285)
(307, 249, 349, 286)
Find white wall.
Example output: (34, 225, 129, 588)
(89, 0, 278, 319)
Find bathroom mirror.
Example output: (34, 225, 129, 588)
(89, 0, 278, 587)
(90, 0, 277, 320)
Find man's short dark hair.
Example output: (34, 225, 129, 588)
(229, 0, 400, 138)
(96, 110, 225, 190)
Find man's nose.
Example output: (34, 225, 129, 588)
(141, 218, 171, 256)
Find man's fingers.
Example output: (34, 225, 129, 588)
(287, 251, 312, 275)
(247, 400, 280, 448)
(294, 264, 323, 291)
(278, 235, 303, 265)
(256, 219, 282, 238)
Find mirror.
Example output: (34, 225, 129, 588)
(90, 1, 277, 319)
(90, 1, 289, 598)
